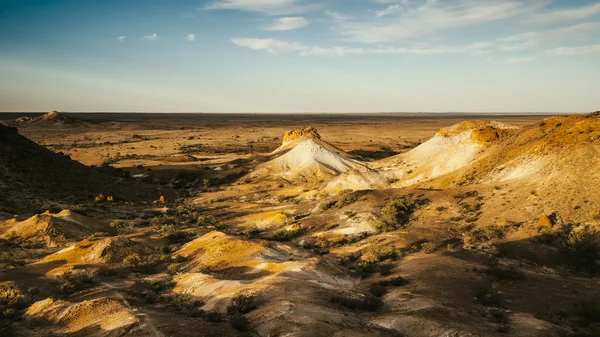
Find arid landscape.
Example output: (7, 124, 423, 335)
(2, 111, 600, 337)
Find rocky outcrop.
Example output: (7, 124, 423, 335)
(283, 126, 321, 144)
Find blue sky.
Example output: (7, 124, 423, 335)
(0, 0, 599, 112)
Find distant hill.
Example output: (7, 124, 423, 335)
(12, 111, 86, 126)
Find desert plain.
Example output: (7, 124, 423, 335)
(1, 111, 600, 337)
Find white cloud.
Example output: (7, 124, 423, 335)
(117, 36, 126, 43)
(141, 33, 159, 41)
(335, 0, 547, 43)
(265, 17, 309, 30)
(231, 37, 490, 57)
(548, 44, 600, 56)
(375, 5, 401, 17)
(533, 3, 600, 24)
(186, 33, 196, 42)
(204, 0, 320, 15)
(325, 11, 353, 21)
(498, 22, 600, 51)
(500, 56, 536, 64)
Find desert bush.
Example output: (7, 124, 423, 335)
(241, 225, 261, 239)
(377, 196, 418, 232)
(368, 284, 387, 297)
(60, 270, 94, 294)
(156, 224, 178, 236)
(167, 263, 184, 275)
(162, 294, 205, 317)
(270, 227, 303, 241)
(330, 293, 382, 312)
(164, 230, 197, 245)
(230, 315, 250, 331)
(337, 190, 368, 207)
(319, 200, 337, 211)
(474, 281, 502, 307)
(204, 311, 224, 323)
(109, 220, 133, 235)
(122, 253, 166, 273)
(421, 242, 437, 254)
(197, 215, 222, 228)
(485, 265, 525, 281)
(463, 225, 507, 246)
(555, 228, 600, 273)
(377, 276, 409, 287)
(227, 292, 256, 315)
(574, 297, 600, 327)
(0, 251, 26, 268)
(0, 281, 32, 319)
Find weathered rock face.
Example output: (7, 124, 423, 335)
(283, 126, 321, 144)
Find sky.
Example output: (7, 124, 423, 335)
(0, 0, 599, 113)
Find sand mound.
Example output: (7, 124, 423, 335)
(175, 231, 288, 272)
(0, 123, 173, 212)
(0, 210, 108, 247)
(39, 237, 153, 274)
(249, 127, 368, 182)
(24, 297, 140, 336)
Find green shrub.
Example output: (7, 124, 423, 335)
(377, 196, 417, 232)
(60, 270, 94, 294)
(368, 284, 387, 297)
(0, 281, 32, 319)
(463, 225, 506, 246)
(230, 314, 250, 331)
(226, 292, 256, 315)
(574, 297, 600, 327)
(555, 229, 600, 273)
(474, 281, 502, 307)
(241, 225, 261, 239)
(377, 276, 409, 287)
(421, 242, 437, 254)
(270, 227, 303, 241)
(122, 253, 166, 273)
(330, 293, 382, 312)
(319, 200, 337, 211)
(109, 220, 133, 235)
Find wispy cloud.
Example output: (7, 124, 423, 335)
(141, 33, 159, 41)
(186, 33, 196, 42)
(231, 37, 489, 57)
(533, 3, 600, 25)
(374, 4, 401, 17)
(498, 22, 600, 51)
(204, 0, 320, 15)
(500, 56, 536, 64)
(548, 44, 600, 56)
(265, 17, 308, 31)
(117, 36, 126, 43)
(336, 0, 547, 43)
(325, 10, 353, 21)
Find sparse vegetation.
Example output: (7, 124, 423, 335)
(227, 292, 257, 315)
(376, 196, 418, 232)
(474, 281, 502, 307)
(330, 293, 382, 312)
(122, 253, 168, 273)
(60, 269, 95, 294)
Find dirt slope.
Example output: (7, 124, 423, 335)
(0, 123, 173, 213)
